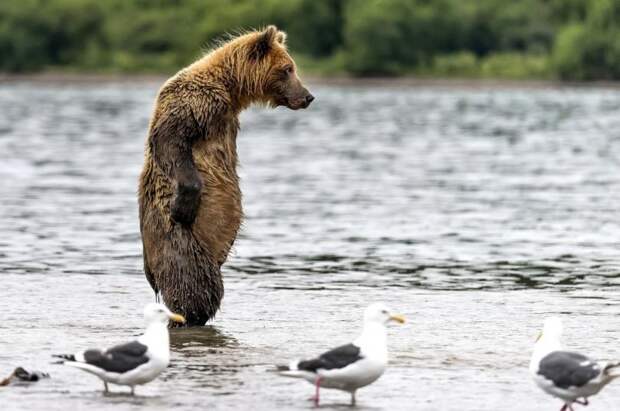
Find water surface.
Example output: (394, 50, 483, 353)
(1, 81, 620, 410)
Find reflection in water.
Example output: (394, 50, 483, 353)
(168, 326, 244, 391)
(170, 326, 239, 351)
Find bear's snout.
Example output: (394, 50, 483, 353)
(292, 92, 314, 109)
(285, 91, 314, 110)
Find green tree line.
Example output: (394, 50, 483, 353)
(0, 0, 618, 80)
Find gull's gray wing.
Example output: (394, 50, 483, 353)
(538, 351, 601, 388)
(83, 341, 149, 373)
(298, 343, 363, 372)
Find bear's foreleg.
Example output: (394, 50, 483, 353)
(149, 104, 204, 227)
(170, 167, 202, 226)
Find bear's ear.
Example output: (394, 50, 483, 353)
(249, 25, 278, 60)
(276, 31, 286, 45)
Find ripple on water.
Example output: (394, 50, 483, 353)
(1, 83, 620, 410)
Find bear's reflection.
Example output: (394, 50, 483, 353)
(167, 326, 246, 391)
(169, 325, 238, 351)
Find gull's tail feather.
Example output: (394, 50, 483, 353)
(276, 360, 313, 379)
(604, 362, 620, 378)
(52, 354, 76, 364)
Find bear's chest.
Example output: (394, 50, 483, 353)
(191, 123, 242, 265)
(193, 132, 238, 179)
(193, 114, 238, 173)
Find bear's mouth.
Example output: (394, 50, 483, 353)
(285, 97, 312, 110)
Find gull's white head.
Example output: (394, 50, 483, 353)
(536, 316, 563, 345)
(363, 303, 406, 326)
(144, 303, 186, 325)
(530, 316, 564, 372)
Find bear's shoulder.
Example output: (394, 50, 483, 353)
(160, 70, 229, 102)
(155, 71, 231, 127)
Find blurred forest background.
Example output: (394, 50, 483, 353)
(2, 0, 620, 80)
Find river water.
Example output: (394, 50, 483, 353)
(1, 80, 620, 410)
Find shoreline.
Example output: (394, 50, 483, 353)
(3, 72, 620, 89)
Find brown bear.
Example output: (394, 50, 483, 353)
(138, 26, 313, 326)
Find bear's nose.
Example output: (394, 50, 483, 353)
(305, 94, 315, 104)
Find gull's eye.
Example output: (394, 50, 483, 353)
(381, 310, 388, 314)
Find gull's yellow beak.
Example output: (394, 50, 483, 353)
(389, 314, 406, 324)
(536, 331, 542, 342)
(169, 313, 186, 324)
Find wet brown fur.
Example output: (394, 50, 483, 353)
(139, 26, 312, 326)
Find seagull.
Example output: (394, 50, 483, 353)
(53, 303, 185, 394)
(530, 316, 620, 411)
(276, 302, 405, 406)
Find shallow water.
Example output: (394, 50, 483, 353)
(1, 81, 620, 410)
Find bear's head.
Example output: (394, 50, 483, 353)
(228, 26, 314, 110)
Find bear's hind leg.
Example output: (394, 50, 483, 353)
(158, 253, 224, 327)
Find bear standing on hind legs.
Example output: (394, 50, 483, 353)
(138, 26, 314, 326)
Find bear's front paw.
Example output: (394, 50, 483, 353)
(171, 199, 199, 226)
(171, 180, 202, 226)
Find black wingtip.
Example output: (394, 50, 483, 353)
(604, 362, 620, 373)
(275, 365, 290, 372)
(52, 354, 75, 362)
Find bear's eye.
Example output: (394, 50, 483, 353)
(282, 65, 294, 76)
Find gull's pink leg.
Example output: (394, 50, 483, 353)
(560, 404, 567, 411)
(314, 376, 321, 407)
(575, 398, 589, 406)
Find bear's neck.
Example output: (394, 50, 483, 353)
(188, 50, 266, 114)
